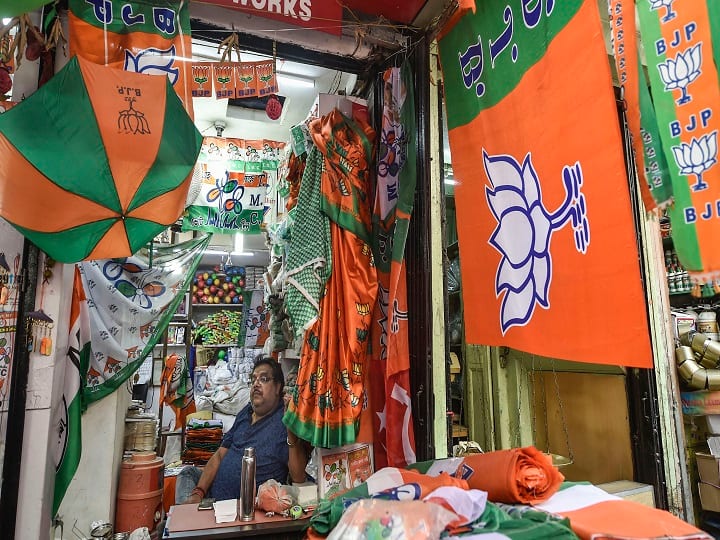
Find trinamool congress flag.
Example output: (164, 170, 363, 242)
(438, 0, 652, 367)
(69, 0, 194, 115)
(52, 267, 90, 517)
(636, 0, 720, 281)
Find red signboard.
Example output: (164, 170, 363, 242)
(196, 0, 343, 35)
(342, 0, 427, 24)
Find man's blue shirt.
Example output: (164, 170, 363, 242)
(210, 402, 289, 501)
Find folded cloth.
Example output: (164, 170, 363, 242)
(308, 467, 469, 536)
(535, 484, 711, 540)
(454, 447, 564, 504)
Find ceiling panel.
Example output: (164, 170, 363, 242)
(342, 0, 428, 24)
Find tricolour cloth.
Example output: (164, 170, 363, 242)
(438, 0, 652, 367)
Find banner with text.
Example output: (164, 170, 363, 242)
(69, 0, 193, 115)
(438, 0, 652, 367)
(183, 137, 285, 234)
(637, 0, 720, 281)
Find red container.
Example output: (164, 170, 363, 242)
(115, 452, 164, 535)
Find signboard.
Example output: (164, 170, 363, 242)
(196, 0, 342, 35)
(682, 390, 720, 416)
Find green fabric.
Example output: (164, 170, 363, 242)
(439, 1, 582, 129)
(12, 219, 116, 263)
(282, 405, 357, 451)
(0, 0, 53, 18)
(638, 58, 673, 207)
(68, 0, 191, 35)
(636, 1, 702, 270)
(124, 218, 168, 255)
(284, 147, 332, 336)
(709, 1, 720, 88)
(127, 84, 202, 211)
(0, 57, 121, 212)
(456, 502, 578, 539)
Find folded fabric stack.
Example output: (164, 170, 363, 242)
(182, 419, 224, 464)
(306, 447, 710, 540)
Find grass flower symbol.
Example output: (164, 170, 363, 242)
(485, 151, 589, 333)
(657, 43, 702, 105)
(649, 0, 677, 22)
(671, 131, 718, 191)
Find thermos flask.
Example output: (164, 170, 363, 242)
(239, 447, 256, 521)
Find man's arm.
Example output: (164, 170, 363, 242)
(182, 446, 228, 504)
(287, 431, 308, 484)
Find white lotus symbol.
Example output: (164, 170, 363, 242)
(657, 44, 702, 105)
(485, 151, 589, 333)
(649, 0, 677, 22)
(124, 45, 180, 86)
(671, 131, 718, 191)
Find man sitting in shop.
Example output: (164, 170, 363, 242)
(176, 356, 308, 503)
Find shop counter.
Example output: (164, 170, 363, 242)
(163, 503, 309, 539)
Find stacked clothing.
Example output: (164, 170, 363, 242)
(182, 419, 224, 464)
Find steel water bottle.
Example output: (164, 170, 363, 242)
(239, 447, 256, 521)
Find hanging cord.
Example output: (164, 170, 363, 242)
(218, 31, 243, 63)
(0, 14, 47, 70)
(550, 360, 574, 463)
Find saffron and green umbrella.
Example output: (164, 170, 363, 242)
(0, 1, 53, 18)
(0, 55, 202, 263)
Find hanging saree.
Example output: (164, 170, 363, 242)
(284, 110, 377, 448)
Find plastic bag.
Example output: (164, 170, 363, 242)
(326, 499, 457, 540)
(257, 479, 299, 513)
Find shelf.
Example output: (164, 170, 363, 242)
(192, 303, 244, 308)
(451, 424, 468, 439)
(196, 343, 239, 348)
(155, 343, 186, 348)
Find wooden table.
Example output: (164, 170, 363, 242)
(163, 503, 310, 539)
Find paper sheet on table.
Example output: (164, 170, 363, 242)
(213, 499, 238, 523)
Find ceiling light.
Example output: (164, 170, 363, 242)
(2, 18, 11, 26)
(276, 73, 315, 89)
(444, 179, 459, 186)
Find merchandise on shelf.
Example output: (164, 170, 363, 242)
(192, 266, 246, 305)
(192, 309, 245, 346)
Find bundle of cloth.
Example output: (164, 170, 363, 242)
(181, 418, 223, 464)
(306, 447, 710, 540)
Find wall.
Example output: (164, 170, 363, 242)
(54, 388, 130, 538)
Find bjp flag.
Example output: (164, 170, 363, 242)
(438, 0, 652, 367)
(637, 0, 720, 281)
(68, 0, 193, 116)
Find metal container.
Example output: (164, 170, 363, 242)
(675, 346, 695, 366)
(679, 358, 702, 383)
(691, 368, 709, 390)
(707, 370, 720, 390)
(239, 447, 256, 521)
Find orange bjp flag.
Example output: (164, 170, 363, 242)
(438, 0, 652, 367)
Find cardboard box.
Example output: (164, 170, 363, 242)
(699, 481, 720, 512)
(316, 442, 374, 500)
(696, 452, 720, 484)
(597, 480, 655, 508)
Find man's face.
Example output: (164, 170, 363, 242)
(250, 364, 281, 417)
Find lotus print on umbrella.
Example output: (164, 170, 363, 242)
(484, 151, 589, 333)
(657, 44, 702, 105)
(671, 131, 718, 191)
(649, 0, 677, 22)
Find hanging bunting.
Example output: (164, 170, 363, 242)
(235, 62, 257, 98)
(636, 1, 720, 281)
(78, 234, 210, 403)
(244, 289, 269, 348)
(68, 0, 194, 116)
(212, 62, 237, 99)
(368, 62, 417, 469)
(183, 137, 284, 234)
(608, 0, 663, 210)
(438, 0, 652, 367)
(190, 62, 213, 98)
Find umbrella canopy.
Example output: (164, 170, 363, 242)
(0, 55, 202, 263)
(0, 0, 53, 18)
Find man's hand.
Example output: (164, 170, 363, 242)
(184, 493, 202, 505)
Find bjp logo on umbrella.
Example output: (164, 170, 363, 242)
(0, 56, 202, 263)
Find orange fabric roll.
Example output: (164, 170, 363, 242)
(456, 446, 563, 504)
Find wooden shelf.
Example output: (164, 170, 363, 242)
(452, 424, 468, 439)
(192, 303, 244, 308)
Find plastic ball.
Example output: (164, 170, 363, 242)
(209, 285, 217, 294)
(203, 273, 209, 281)
(203, 287, 210, 296)
(225, 275, 232, 283)
(217, 350, 226, 359)
(232, 296, 240, 304)
(198, 279, 205, 288)
(217, 289, 225, 298)
(229, 290, 236, 298)
(213, 278, 221, 286)
(222, 283, 229, 291)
